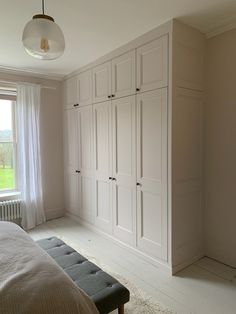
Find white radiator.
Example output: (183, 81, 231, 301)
(0, 199, 22, 221)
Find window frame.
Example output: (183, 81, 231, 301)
(0, 94, 18, 194)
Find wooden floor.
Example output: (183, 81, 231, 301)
(29, 217, 236, 314)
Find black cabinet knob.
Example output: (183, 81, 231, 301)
(74, 103, 79, 107)
(136, 88, 140, 92)
(136, 182, 141, 186)
(108, 95, 111, 98)
(75, 170, 81, 173)
(111, 94, 115, 98)
(109, 177, 112, 180)
(112, 178, 117, 181)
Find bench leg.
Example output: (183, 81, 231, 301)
(118, 304, 124, 314)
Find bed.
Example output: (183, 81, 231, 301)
(0, 221, 98, 314)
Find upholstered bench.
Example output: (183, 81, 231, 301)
(36, 237, 130, 314)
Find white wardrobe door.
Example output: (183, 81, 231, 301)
(93, 61, 111, 103)
(136, 35, 168, 93)
(77, 70, 92, 106)
(137, 89, 168, 260)
(78, 105, 94, 223)
(64, 76, 78, 109)
(64, 109, 80, 215)
(112, 50, 136, 99)
(112, 96, 136, 245)
(93, 101, 113, 233)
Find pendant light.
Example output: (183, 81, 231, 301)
(22, 0, 65, 60)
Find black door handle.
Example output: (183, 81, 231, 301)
(75, 170, 81, 173)
(112, 178, 117, 181)
(74, 103, 79, 107)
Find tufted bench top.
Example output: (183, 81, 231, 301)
(36, 237, 129, 314)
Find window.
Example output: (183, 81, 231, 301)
(0, 98, 17, 192)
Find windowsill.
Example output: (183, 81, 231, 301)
(0, 191, 21, 201)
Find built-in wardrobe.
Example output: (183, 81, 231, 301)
(63, 19, 205, 273)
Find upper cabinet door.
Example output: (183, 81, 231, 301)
(112, 50, 136, 99)
(77, 70, 92, 106)
(136, 35, 168, 93)
(93, 61, 111, 103)
(64, 76, 79, 109)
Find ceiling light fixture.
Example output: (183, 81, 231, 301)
(22, 0, 65, 60)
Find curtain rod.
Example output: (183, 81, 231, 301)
(0, 79, 57, 90)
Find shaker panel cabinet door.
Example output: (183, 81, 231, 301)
(93, 101, 113, 233)
(78, 105, 94, 223)
(112, 96, 136, 245)
(136, 35, 168, 93)
(136, 89, 168, 260)
(64, 76, 79, 109)
(64, 109, 81, 215)
(93, 62, 111, 103)
(112, 50, 136, 99)
(77, 70, 92, 106)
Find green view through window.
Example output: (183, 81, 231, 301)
(0, 99, 17, 191)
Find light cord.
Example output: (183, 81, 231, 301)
(42, 0, 45, 15)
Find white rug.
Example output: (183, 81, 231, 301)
(56, 235, 175, 314)
(109, 273, 174, 314)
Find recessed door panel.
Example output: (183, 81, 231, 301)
(141, 191, 162, 244)
(79, 107, 93, 171)
(80, 176, 93, 222)
(141, 93, 162, 181)
(137, 36, 168, 93)
(78, 70, 92, 106)
(64, 76, 78, 109)
(93, 62, 111, 103)
(115, 185, 133, 232)
(112, 50, 135, 98)
(115, 101, 132, 176)
(66, 109, 78, 169)
(96, 180, 110, 223)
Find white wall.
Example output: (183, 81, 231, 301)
(0, 72, 64, 220)
(205, 29, 236, 267)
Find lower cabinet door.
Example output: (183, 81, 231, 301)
(77, 105, 94, 224)
(112, 96, 136, 245)
(93, 101, 113, 233)
(64, 108, 80, 216)
(136, 89, 168, 261)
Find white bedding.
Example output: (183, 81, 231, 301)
(0, 222, 98, 314)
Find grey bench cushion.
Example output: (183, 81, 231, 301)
(36, 237, 130, 314)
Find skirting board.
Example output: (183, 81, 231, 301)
(172, 252, 204, 274)
(66, 211, 172, 274)
(45, 208, 64, 221)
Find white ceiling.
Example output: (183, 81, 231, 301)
(0, 0, 236, 78)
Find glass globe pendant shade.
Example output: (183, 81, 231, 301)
(22, 15, 65, 60)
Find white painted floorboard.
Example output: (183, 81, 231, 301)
(29, 218, 236, 314)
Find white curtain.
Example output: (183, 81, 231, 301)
(16, 84, 45, 230)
